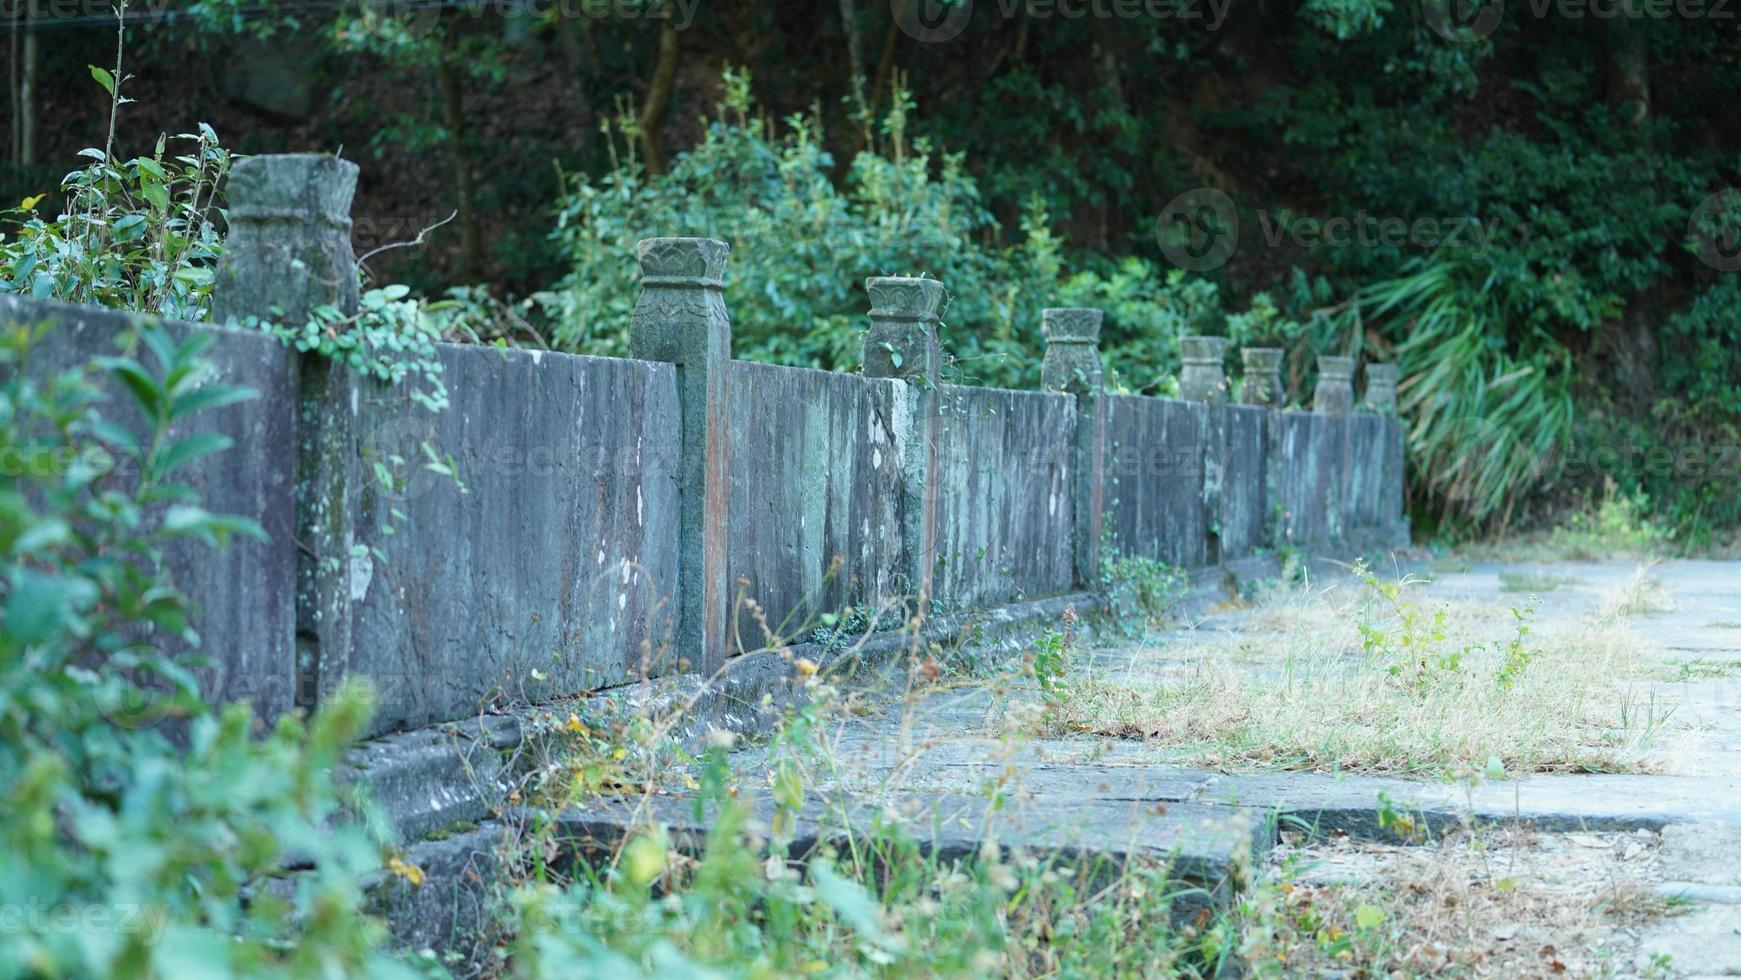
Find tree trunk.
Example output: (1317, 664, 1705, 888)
(20, 0, 39, 166)
(872, 0, 908, 113)
(438, 29, 485, 281)
(1605, 20, 1649, 129)
(638, 21, 679, 177)
(838, 0, 865, 114)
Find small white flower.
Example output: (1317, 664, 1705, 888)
(704, 727, 736, 751)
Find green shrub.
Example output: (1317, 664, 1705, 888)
(0, 320, 413, 976)
(537, 69, 1265, 394)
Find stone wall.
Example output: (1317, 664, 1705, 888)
(2, 156, 1410, 738)
(932, 385, 1077, 609)
(1, 295, 301, 723)
(1104, 396, 1210, 569)
(1276, 411, 1344, 549)
(727, 361, 905, 648)
(345, 344, 682, 734)
(1217, 405, 1269, 563)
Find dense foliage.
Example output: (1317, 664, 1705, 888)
(0, 320, 413, 976)
(12, 1, 1739, 540)
(540, 70, 1319, 396)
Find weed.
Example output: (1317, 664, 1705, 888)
(1497, 569, 1581, 593)
(1550, 480, 1673, 559)
(1099, 537, 1189, 633)
(1042, 566, 1653, 775)
(1599, 564, 1677, 619)
(1651, 659, 1741, 681)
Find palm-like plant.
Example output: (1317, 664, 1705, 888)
(1343, 258, 1575, 533)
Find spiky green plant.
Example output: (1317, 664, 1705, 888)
(1343, 259, 1575, 533)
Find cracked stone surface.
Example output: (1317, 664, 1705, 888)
(721, 558, 1741, 976)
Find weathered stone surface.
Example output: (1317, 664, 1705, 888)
(1276, 410, 1344, 549)
(1363, 362, 1399, 414)
(211, 154, 360, 329)
(1313, 355, 1355, 416)
(727, 361, 905, 648)
(1042, 308, 1107, 590)
(212, 154, 364, 718)
(0, 295, 300, 723)
(1218, 405, 1268, 561)
(931, 386, 1076, 608)
(1105, 395, 1210, 569)
(1040, 308, 1104, 396)
(371, 822, 506, 973)
(1237, 347, 1285, 407)
(629, 237, 732, 678)
(1179, 335, 1230, 404)
(347, 344, 681, 735)
(861, 277, 944, 384)
(1200, 771, 1741, 838)
(862, 277, 944, 605)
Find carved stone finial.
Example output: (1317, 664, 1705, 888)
(1043, 307, 1103, 344)
(212, 154, 359, 326)
(1179, 335, 1230, 404)
(1238, 347, 1286, 407)
(1314, 355, 1356, 415)
(865, 277, 946, 322)
(1363, 363, 1400, 414)
(637, 237, 730, 288)
(863, 277, 944, 383)
(1042, 308, 1104, 395)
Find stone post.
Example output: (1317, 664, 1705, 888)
(1314, 355, 1356, 415)
(630, 238, 732, 677)
(1180, 335, 1230, 563)
(863, 276, 945, 610)
(1179, 335, 1230, 404)
(1041, 308, 1107, 590)
(1238, 347, 1285, 407)
(1363, 362, 1400, 414)
(212, 154, 361, 713)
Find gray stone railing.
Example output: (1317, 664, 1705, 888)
(2, 154, 1408, 737)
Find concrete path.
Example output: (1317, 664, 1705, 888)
(728, 558, 1741, 976)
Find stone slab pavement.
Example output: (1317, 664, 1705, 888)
(721, 558, 1741, 975)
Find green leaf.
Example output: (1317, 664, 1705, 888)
(811, 859, 902, 953)
(5, 568, 99, 644)
(140, 181, 170, 212)
(169, 384, 258, 421)
(89, 65, 116, 95)
(153, 432, 234, 478)
(97, 357, 164, 418)
(12, 518, 71, 555)
(89, 419, 142, 455)
(1354, 904, 1385, 930)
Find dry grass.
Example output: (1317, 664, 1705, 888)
(1598, 564, 1677, 619)
(1241, 826, 1683, 978)
(1042, 570, 1662, 776)
(1497, 569, 1582, 593)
